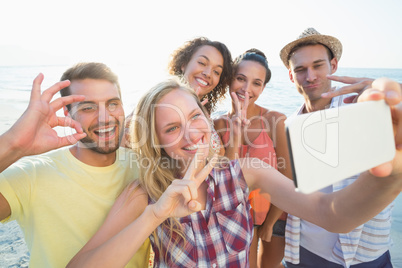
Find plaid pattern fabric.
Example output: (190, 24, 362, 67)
(150, 160, 253, 267)
(284, 93, 394, 267)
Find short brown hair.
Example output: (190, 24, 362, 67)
(60, 62, 121, 111)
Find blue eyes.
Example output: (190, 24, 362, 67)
(107, 102, 119, 111)
(166, 126, 178, 133)
(78, 102, 120, 113)
(165, 113, 202, 133)
(80, 104, 97, 112)
(192, 113, 201, 119)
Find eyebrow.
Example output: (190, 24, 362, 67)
(76, 101, 96, 106)
(237, 73, 263, 83)
(199, 55, 223, 69)
(313, 59, 326, 64)
(76, 98, 121, 106)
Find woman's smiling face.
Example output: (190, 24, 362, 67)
(230, 60, 267, 106)
(181, 45, 224, 98)
(155, 89, 211, 171)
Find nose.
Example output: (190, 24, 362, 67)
(97, 102, 111, 123)
(202, 66, 212, 78)
(306, 68, 317, 82)
(243, 81, 252, 93)
(185, 125, 201, 144)
(185, 118, 209, 144)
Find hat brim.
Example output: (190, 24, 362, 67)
(280, 34, 342, 69)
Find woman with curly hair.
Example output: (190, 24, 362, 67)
(167, 37, 233, 114)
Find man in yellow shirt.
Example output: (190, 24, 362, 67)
(0, 63, 150, 267)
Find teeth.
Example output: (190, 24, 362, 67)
(237, 93, 245, 100)
(96, 127, 114, 133)
(183, 144, 198, 151)
(196, 78, 208, 86)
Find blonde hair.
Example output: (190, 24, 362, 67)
(129, 78, 209, 260)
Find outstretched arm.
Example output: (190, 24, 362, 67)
(0, 73, 87, 172)
(243, 159, 401, 233)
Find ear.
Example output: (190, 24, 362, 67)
(289, 69, 295, 83)
(330, 58, 338, 74)
(181, 64, 186, 74)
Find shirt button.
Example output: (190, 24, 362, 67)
(212, 264, 216, 268)
(213, 197, 216, 201)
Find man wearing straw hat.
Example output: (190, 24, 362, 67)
(280, 28, 394, 267)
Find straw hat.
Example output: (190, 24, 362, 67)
(280, 28, 343, 68)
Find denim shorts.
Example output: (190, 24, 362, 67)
(285, 246, 392, 268)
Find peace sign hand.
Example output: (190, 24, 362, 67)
(151, 149, 218, 220)
(323, 75, 374, 103)
(230, 91, 250, 136)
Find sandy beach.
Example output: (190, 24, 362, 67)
(0, 221, 29, 267)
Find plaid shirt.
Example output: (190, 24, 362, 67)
(149, 160, 253, 267)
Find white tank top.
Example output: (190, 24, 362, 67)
(300, 185, 343, 264)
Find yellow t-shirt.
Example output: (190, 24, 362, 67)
(0, 147, 150, 268)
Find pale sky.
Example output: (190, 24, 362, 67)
(1, 0, 402, 77)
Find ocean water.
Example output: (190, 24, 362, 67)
(0, 65, 401, 267)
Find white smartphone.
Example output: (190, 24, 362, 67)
(285, 100, 395, 194)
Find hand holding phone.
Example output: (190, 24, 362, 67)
(286, 100, 395, 194)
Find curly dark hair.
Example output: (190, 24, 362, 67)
(167, 37, 233, 113)
(233, 48, 271, 85)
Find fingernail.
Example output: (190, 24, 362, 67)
(321, 93, 329, 97)
(369, 90, 381, 95)
(386, 91, 400, 100)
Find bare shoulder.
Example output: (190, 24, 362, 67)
(111, 181, 148, 218)
(120, 181, 147, 199)
(262, 108, 286, 121)
(259, 107, 287, 130)
(213, 114, 229, 131)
